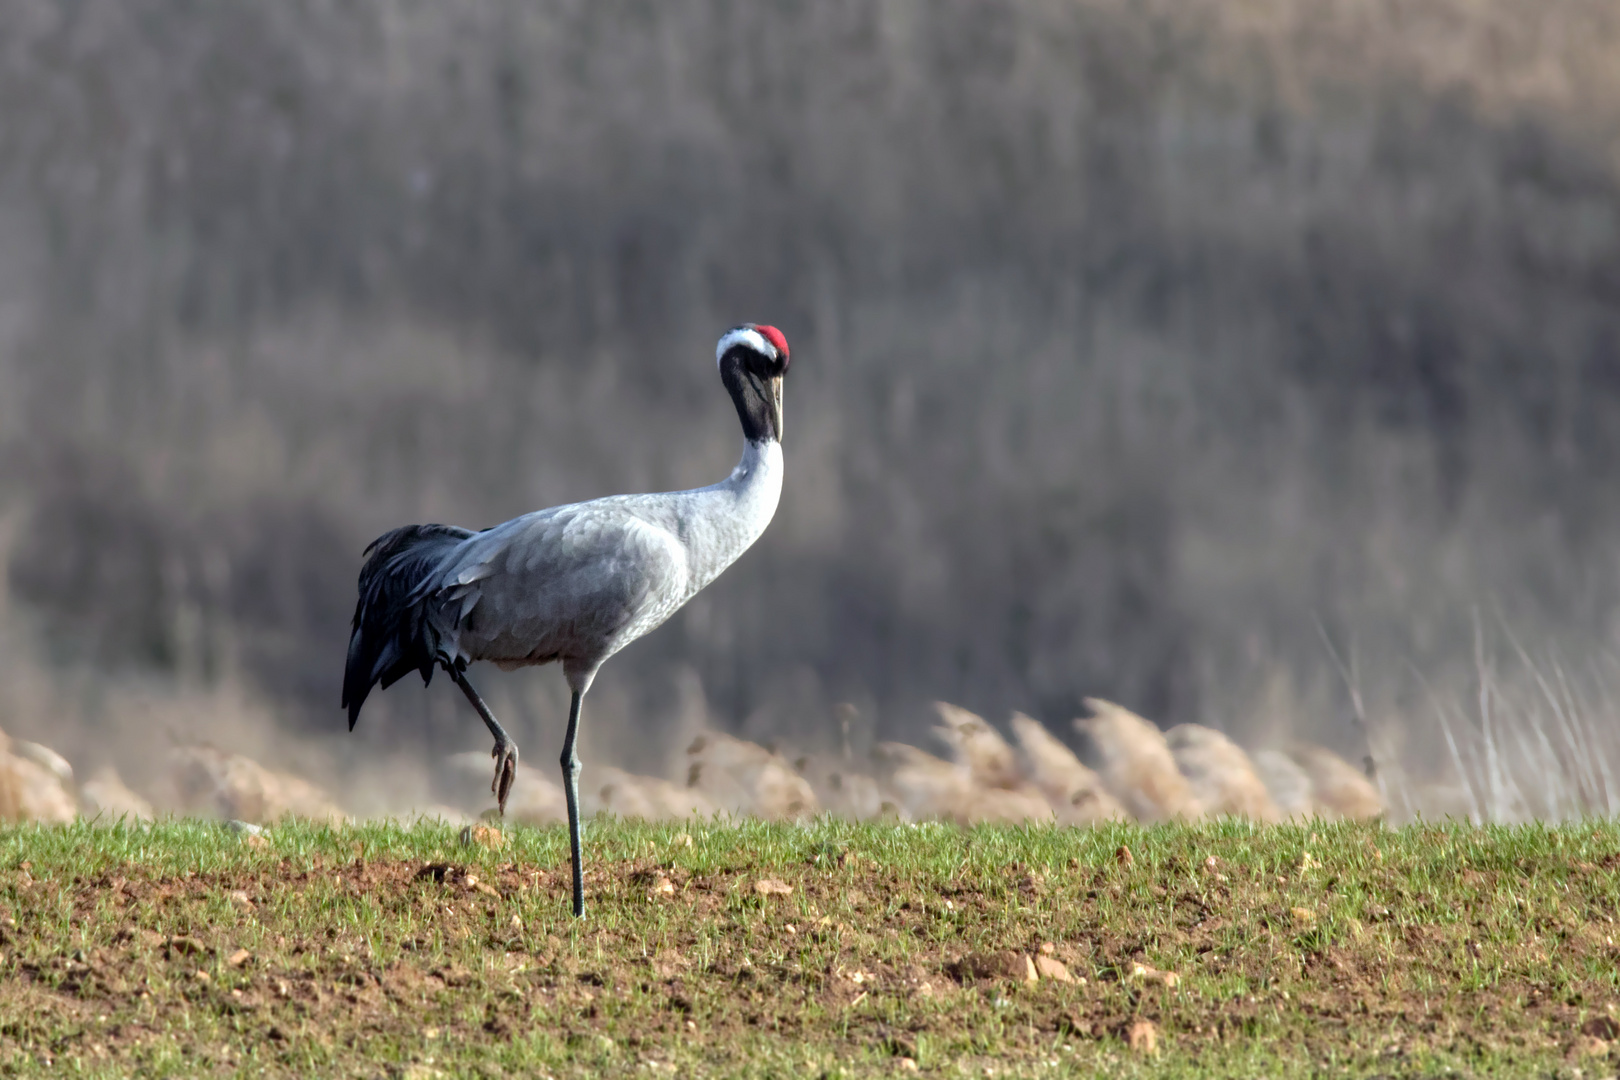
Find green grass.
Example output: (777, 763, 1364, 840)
(0, 817, 1618, 1077)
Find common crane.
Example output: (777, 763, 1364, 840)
(342, 324, 790, 916)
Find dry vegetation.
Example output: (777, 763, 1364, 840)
(2, 817, 1619, 1077)
(1, 0, 1620, 816)
(0, 697, 1389, 834)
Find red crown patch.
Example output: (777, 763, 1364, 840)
(755, 324, 789, 359)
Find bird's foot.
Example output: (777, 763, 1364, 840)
(491, 740, 519, 815)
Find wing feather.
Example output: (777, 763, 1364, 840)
(425, 505, 688, 666)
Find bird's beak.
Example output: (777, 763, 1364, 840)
(768, 374, 784, 442)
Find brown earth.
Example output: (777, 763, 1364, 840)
(1, 825, 1618, 1076)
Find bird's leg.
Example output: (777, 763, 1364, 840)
(447, 664, 520, 815)
(560, 690, 585, 918)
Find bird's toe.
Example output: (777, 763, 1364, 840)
(492, 743, 519, 814)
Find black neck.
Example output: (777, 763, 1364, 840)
(719, 350, 780, 443)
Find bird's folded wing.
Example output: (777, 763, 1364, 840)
(425, 504, 688, 661)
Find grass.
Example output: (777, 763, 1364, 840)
(0, 817, 1618, 1077)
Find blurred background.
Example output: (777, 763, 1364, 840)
(2, 0, 1618, 820)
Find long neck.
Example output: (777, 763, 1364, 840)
(677, 437, 783, 594)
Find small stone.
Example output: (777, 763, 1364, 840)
(898, 1058, 918, 1071)
(958, 951, 1038, 984)
(166, 936, 205, 956)
(1038, 942, 1056, 956)
(649, 875, 676, 898)
(753, 878, 793, 897)
(1128, 962, 1180, 988)
(228, 890, 255, 911)
(226, 820, 263, 837)
(397, 1066, 445, 1080)
(1034, 955, 1074, 983)
(1115, 845, 1134, 868)
(227, 948, 252, 967)
(1125, 1018, 1158, 1055)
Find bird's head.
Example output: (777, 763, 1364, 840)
(716, 324, 790, 443)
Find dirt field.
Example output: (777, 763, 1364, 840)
(0, 819, 1617, 1078)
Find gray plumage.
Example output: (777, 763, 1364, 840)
(433, 442, 781, 689)
(343, 323, 790, 917)
(342, 442, 782, 717)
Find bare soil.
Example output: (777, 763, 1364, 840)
(0, 820, 1618, 1077)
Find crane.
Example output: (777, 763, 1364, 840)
(342, 324, 790, 916)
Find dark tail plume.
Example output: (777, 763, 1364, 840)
(342, 523, 476, 729)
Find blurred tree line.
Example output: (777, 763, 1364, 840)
(2, 0, 1619, 770)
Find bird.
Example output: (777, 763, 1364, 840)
(342, 323, 791, 916)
